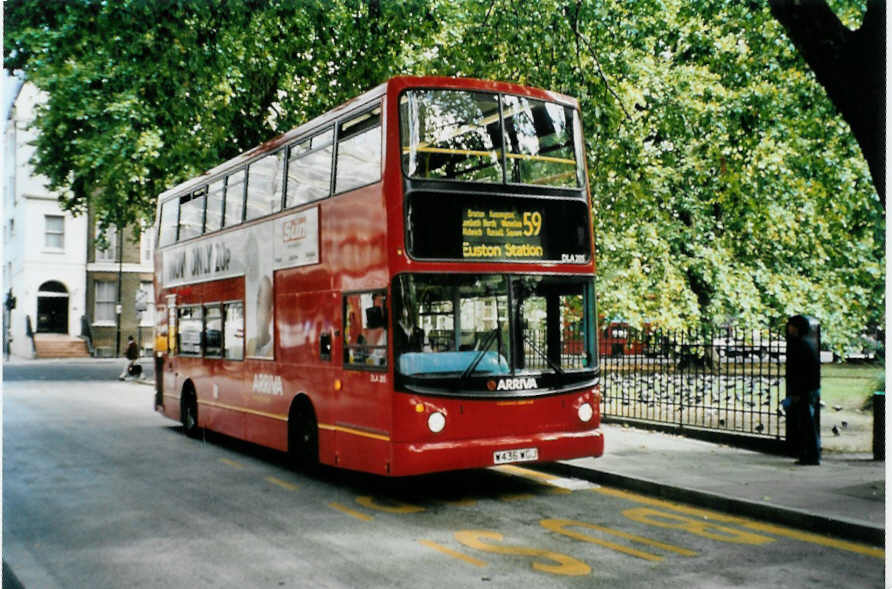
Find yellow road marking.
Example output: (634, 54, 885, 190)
(328, 502, 373, 522)
(454, 530, 590, 576)
(547, 488, 573, 495)
(356, 496, 425, 514)
(219, 458, 244, 469)
(593, 486, 884, 559)
(741, 520, 884, 560)
(419, 540, 487, 568)
(495, 464, 558, 481)
(265, 476, 299, 491)
(622, 507, 774, 545)
(495, 464, 596, 491)
(541, 518, 697, 561)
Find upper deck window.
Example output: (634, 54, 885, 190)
(158, 198, 179, 247)
(178, 187, 207, 240)
(286, 128, 333, 208)
(205, 178, 225, 232)
(501, 95, 583, 188)
(246, 151, 284, 221)
(400, 90, 583, 189)
(224, 169, 246, 227)
(335, 107, 382, 194)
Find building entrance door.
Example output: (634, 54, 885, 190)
(36, 281, 69, 333)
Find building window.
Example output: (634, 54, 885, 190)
(138, 281, 154, 326)
(140, 228, 154, 264)
(96, 226, 118, 262)
(45, 215, 64, 249)
(94, 281, 117, 324)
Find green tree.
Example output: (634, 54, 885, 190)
(4, 0, 438, 233)
(414, 0, 882, 348)
(5, 0, 883, 350)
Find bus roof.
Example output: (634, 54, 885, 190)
(157, 76, 579, 203)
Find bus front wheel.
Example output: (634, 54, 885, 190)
(289, 398, 319, 472)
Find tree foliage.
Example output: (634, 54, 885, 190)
(4, 0, 883, 351)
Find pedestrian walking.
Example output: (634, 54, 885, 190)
(120, 335, 139, 380)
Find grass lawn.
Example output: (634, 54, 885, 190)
(821, 363, 885, 409)
(819, 362, 884, 453)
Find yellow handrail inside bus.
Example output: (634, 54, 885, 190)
(403, 146, 576, 166)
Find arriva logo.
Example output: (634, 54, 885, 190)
(491, 377, 538, 391)
(252, 373, 284, 396)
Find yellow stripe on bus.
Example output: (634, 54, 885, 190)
(165, 397, 392, 441)
(318, 423, 391, 442)
(198, 399, 288, 422)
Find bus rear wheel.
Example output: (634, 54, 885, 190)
(289, 399, 318, 472)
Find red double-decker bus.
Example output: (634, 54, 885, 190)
(153, 76, 603, 476)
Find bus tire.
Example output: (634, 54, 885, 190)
(288, 397, 319, 472)
(181, 384, 200, 438)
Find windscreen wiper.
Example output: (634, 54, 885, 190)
(460, 328, 500, 382)
(523, 333, 565, 376)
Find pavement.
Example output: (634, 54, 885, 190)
(538, 422, 886, 547)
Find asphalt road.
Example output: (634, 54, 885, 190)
(3, 360, 884, 588)
(2, 356, 154, 382)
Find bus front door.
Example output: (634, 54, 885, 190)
(337, 290, 391, 474)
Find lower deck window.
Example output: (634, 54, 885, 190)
(177, 307, 202, 356)
(224, 302, 244, 360)
(344, 291, 387, 368)
(205, 305, 223, 357)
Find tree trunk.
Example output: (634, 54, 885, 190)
(769, 0, 885, 209)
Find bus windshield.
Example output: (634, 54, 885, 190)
(400, 90, 584, 188)
(393, 274, 594, 387)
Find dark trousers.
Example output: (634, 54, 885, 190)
(795, 390, 821, 464)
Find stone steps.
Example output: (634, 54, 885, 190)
(33, 335, 90, 358)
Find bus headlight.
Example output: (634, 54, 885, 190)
(577, 403, 594, 423)
(427, 411, 446, 433)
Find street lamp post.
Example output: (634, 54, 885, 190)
(115, 222, 123, 357)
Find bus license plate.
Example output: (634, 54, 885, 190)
(493, 447, 538, 465)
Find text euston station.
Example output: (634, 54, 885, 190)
(461, 207, 544, 260)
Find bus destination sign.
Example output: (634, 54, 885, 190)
(461, 207, 544, 260)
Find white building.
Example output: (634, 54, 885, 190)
(4, 77, 88, 357)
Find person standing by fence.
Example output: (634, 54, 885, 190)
(785, 315, 821, 465)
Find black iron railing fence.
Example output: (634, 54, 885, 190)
(599, 325, 788, 440)
(523, 325, 588, 371)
